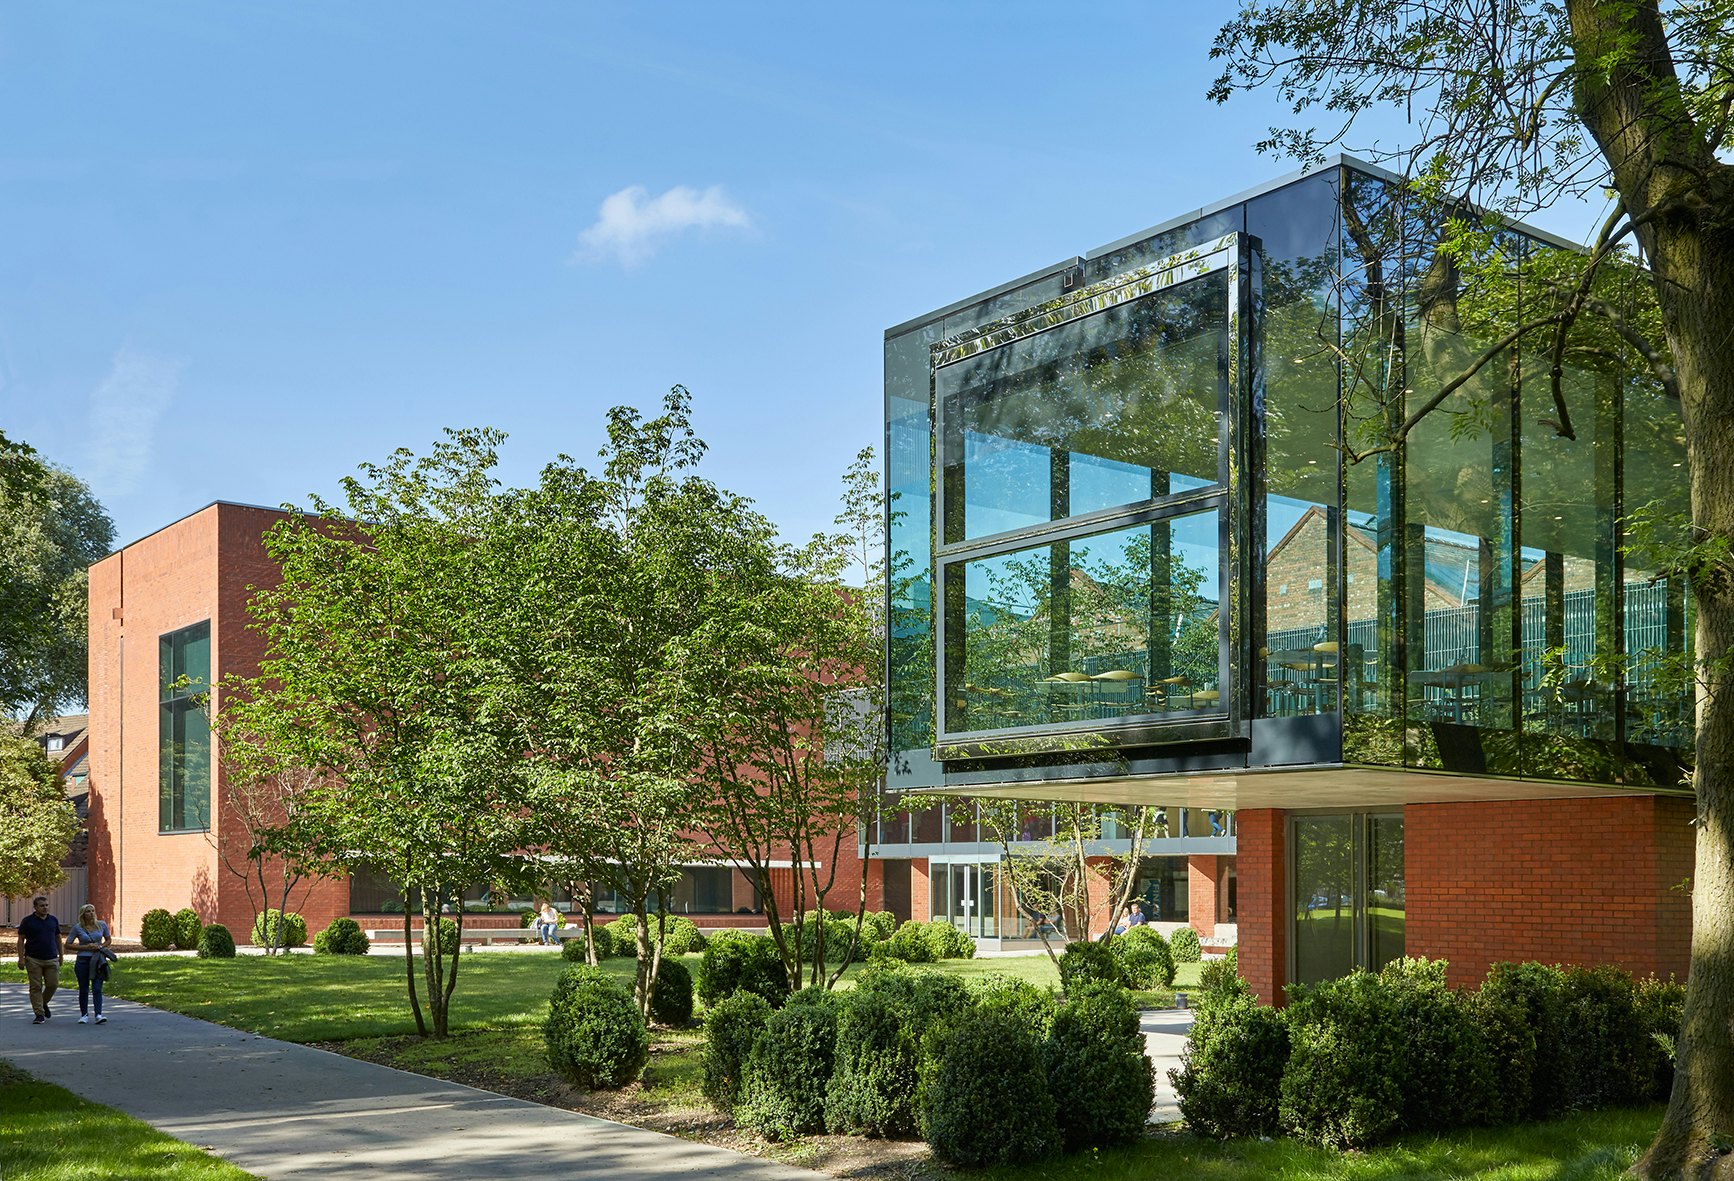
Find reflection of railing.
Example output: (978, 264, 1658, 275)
(1266, 582, 1688, 743)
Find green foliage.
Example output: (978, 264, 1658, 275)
(0, 462, 114, 722)
(1634, 976, 1686, 1101)
(923, 919, 975, 960)
(1478, 962, 1570, 1118)
(313, 917, 371, 956)
(825, 989, 921, 1137)
(171, 908, 203, 951)
(543, 965, 649, 1089)
(251, 909, 307, 950)
(1113, 924, 1175, 988)
(649, 957, 694, 1026)
(561, 924, 624, 962)
(1045, 982, 1154, 1151)
(863, 910, 896, 943)
(603, 914, 707, 957)
(918, 1008, 1059, 1167)
(1173, 975, 1290, 1138)
(796, 909, 861, 963)
(1058, 939, 1126, 993)
(697, 929, 790, 1008)
(1198, 947, 1240, 995)
(736, 990, 841, 1139)
(428, 917, 459, 957)
(968, 972, 1059, 1037)
(1279, 959, 1497, 1149)
(851, 964, 973, 1043)
(878, 919, 937, 963)
(195, 923, 236, 959)
(701, 991, 772, 1112)
(0, 735, 79, 900)
(1556, 965, 1661, 1110)
(139, 909, 177, 952)
(1168, 925, 1202, 963)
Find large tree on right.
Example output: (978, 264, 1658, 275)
(1209, 4, 1731, 1175)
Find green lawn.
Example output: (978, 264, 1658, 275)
(968, 1106, 1663, 1181)
(0, 1060, 262, 1181)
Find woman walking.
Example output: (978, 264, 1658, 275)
(68, 903, 112, 1024)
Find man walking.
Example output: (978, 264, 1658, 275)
(17, 896, 65, 1024)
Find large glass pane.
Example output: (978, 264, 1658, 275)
(887, 325, 940, 782)
(1251, 171, 1343, 718)
(1292, 815, 1355, 985)
(1367, 815, 1405, 970)
(944, 511, 1223, 734)
(938, 274, 1228, 544)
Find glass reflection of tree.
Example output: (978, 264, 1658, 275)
(960, 528, 1215, 730)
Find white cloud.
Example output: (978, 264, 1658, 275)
(573, 184, 752, 267)
(84, 349, 181, 497)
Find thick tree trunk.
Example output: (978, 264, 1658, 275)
(1563, 7, 1734, 1173)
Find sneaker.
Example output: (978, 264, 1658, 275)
(95, 1015, 106, 1024)
(78, 1015, 90, 1024)
(42, 1004, 50, 1018)
(32, 1015, 45, 1024)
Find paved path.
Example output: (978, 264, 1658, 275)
(0, 984, 819, 1180)
(1141, 1009, 1194, 1123)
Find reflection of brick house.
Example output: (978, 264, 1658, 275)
(84, 502, 894, 943)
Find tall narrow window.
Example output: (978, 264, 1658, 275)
(159, 620, 211, 832)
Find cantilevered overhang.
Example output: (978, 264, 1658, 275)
(910, 765, 1690, 811)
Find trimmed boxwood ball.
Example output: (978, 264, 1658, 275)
(922, 920, 975, 960)
(172, 908, 203, 951)
(969, 973, 1058, 1037)
(650, 956, 694, 1026)
(852, 964, 973, 1042)
(604, 914, 707, 957)
(251, 909, 307, 949)
(139, 908, 176, 951)
(544, 965, 649, 1089)
(1168, 925, 1203, 963)
(196, 923, 237, 959)
(736, 989, 841, 1139)
(1113, 924, 1175, 988)
(1058, 939, 1125, 993)
(424, 916, 458, 956)
(826, 989, 921, 1137)
(1199, 947, 1240, 995)
(1172, 975, 1289, 1139)
(702, 991, 773, 1111)
(919, 1008, 1059, 1167)
(879, 920, 936, 963)
(1045, 981, 1154, 1151)
(313, 917, 371, 955)
(698, 929, 790, 1008)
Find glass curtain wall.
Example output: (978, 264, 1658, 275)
(934, 245, 1236, 752)
(1291, 812, 1405, 984)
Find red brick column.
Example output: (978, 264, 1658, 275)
(1188, 854, 1221, 937)
(1235, 809, 1288, 1005)
(909, 859, 931, 921)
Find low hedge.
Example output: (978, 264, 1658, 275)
(736, 989, 841, 1139)
(544, 965, 649, 1089)
(172, 908, 203, 951)
(251, 909, 307, 950)
(313, 917, 371, 955)
(697, 929, 790, 1008)
(604, 914, 707, 957)
(1058, 939, 1125, 993)
(703, 991, 773, 1111)
(1172, 975, 1289, 1138)
(919, 1008, 1059, 1167)
(650, 957, 694, 1026)
(1168, 925, 1203, 963)
(139, 908, 176, 951)
(1113, 925, 1175, 988)
(1045, 982, 1153, 1151)
(196, 923, 236, 959)
(826, 989, 920, 1137)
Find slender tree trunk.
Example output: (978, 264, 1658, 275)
(400, 892, 426, 1037)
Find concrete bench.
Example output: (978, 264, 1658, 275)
(364, 924, 580, 948)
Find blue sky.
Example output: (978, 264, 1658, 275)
(0, 4, 1609, 550)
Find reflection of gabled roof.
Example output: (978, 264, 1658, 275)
(1267, 505, 1548, 609)
(23, 714, 89, 800)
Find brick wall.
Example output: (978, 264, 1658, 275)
(1406, 794, 1693, 987)
(1234, 809, 1287, 1004)
(1188, 854, 1221, 935)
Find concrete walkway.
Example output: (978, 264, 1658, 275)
(1141, 1009, 1194, 1123)
(0, 984, 819, 1180)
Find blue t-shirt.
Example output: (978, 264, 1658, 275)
(17, 912, 61, 959)
(70, 921, 109, 957)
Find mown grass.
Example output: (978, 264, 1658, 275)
(0, 1060, 263, 1181)
(967, 1106, 1663, 1181)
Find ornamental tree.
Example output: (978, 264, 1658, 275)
(0, 734, 78, 900)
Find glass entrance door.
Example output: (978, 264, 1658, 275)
(930, 861, 998, 939)
(1291, 813, 1404, 985)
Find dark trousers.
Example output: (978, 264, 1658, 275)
(74, 956, 104, 1016)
